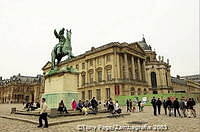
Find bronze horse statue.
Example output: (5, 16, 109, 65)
(51, 28, 73, 69)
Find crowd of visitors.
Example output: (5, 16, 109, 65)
(56, 97, 121, 115)
(151, 97, 197, 118)
(126, 99, 144, 112)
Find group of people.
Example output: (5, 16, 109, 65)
(71, 97, 99, 115)
(126, 99, 144, 112)
(23, 102, 40, 111)
(104, 98, 122, 114)
(151, 97, 197, 118)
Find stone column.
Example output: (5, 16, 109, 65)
(85, 61, 88, 84)
(116, 53, 121, 79)
(94, 58, 96, 82)
(142, 60, 147, 81)
(137, 58, 142, 80)
(124, 53, 129, 79)
(131, 56, 136, 80)
(102, 56, 105, 81)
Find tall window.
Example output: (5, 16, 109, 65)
(82, 63, 85, 69)
(97, 71, 102, 82)
(106, 88, 110, 99)
(76, 64, 79, 70)
(138, 88, 141, 95)
(106, 69, 112, 81)
(144, 88, 147, 95)
(81, 74, 86, 86)
(97, 57, 101, 65)
(96, 89, 101, 101)
(115, 85, 120, 95)
(130, 87, 135, 95)
(151, 72, 157, 88)
(106, 54, 111, 62)
(88, 72, 94, 83)
(88, 90, 92, 100)
(81, 91, 85, 100)
(89, 60, 93, 66)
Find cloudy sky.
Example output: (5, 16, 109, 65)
(0, 0, 199, 79)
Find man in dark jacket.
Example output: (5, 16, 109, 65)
(156, 98, 162, 115)
(126, 99, 130, 112)
(91, 97, 98, 113)
(163, 100, 167, 115)
(173, 98, 181, 117)
(166, 97, 173, 116)
(151, 97, 157, 116)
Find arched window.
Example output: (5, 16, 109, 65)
(130, 87, 135, 95)
(138, 88, 141, 95)
(151, 72, 157, 88)
(144, 88, 147, 95)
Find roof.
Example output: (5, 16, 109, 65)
(137, 37, 152, 51)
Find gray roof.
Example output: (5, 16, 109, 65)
(0, 74, 43, 86)
(137, 37, 152, 51)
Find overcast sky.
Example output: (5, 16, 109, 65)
(0, 0, 199, 79)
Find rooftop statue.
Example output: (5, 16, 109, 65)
(51, 28, 73, 69)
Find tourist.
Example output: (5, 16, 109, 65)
(162, 99, 167, 115)
(71, 99, 77, 111)
(38, 98, 48, 128)
(138, 100, 141, 112)
(114, 101, 121, 114)
(187, 98, 195, 118)
(180, 98, 187, 117)
(76, 100, 83, 112)
(91, 97, 98, 113)
(151, 97, 157, 116)
(173, 98, 181, 117)
(191, 98, 196, 117)
(126, 99, 130, 112)
(140, 101, 144, 112)
(129, 99, 132, 112)
(156, 98, 162, 115)
(166, 97, 173, 116)
(58, 100, 68, 114)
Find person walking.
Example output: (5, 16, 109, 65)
(129, 99, 132, 112)
(173, 98, 181, 117)
(151, 97, 157, 116)
(163, 99, 167, 115)
(156, 98, 162, 115)
(179, 98, 187, 117)
(38, 98, 48, 128)
(138, 100, 141, 112)
(166, 97, 173, 116)
(126, 99, 130, 112)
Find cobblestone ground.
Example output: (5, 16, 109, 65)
(0, 104, 200, 132)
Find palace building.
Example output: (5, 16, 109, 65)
(1, 37, 199, 104)
(42, 37, 200, 102)
(0, 74, 44, 103)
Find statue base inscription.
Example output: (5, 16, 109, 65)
(43, 71, 79, 108)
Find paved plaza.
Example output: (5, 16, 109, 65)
(0, 104, 199, 132)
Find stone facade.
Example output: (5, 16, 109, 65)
(42, 38, 200, 102)
(0, 74, 44, 103)
(43, 42, 149, 102)
(171, 76, 200, 94)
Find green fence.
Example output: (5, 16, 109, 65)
(115, 93, 200, 106)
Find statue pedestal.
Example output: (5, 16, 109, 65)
(43, 71, 79, 108)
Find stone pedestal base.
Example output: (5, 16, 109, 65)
(42, 92, 79, 108)
(43, 71, 79, 108)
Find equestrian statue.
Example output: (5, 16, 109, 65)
(51, 28, 73, 69)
